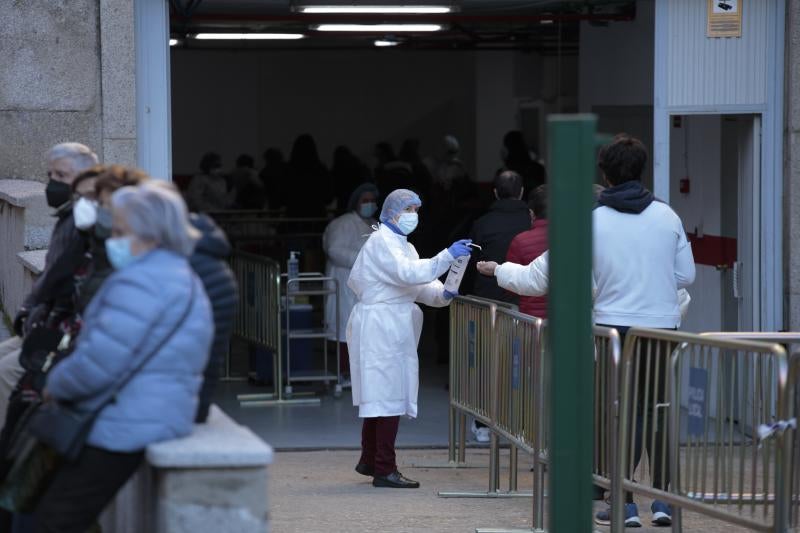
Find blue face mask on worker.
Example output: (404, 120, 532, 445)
(105, 236, 136, 269)
(359, 202, 378, 219)
(396, 213, 419, 235)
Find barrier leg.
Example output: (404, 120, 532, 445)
(438, 431, 531, 498)
(489, 433, 500, 493)
(532, 457, 546, 531)
(509, 445, 519, 492)
(459, 412, 467, 464)
(449, 407, 457, 463)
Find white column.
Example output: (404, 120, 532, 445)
(652, 0, 670, 202)
(134, 0, 172, 180)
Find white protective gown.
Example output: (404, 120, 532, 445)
(323, 211, 374, 342)
(347, 224, 455, 418)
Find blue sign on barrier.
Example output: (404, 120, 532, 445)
(468, 320, 476, 368)
(512, 338, 521, 390)
(688, 367, 708, 437)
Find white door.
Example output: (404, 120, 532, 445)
(669, 114, 760, 333)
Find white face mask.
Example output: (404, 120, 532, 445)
(73, 197, 98, 230)
(396, 212, 419, 235)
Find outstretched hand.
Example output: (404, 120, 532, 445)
(477, 261, 499, 276)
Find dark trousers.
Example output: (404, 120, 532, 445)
(609, 326, 673, 504)
(34, 446, 143, 533)
(359, 416, 400, 476)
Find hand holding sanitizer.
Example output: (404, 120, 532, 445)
(444, 243, 482, 294)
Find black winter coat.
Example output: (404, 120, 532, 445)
(465, 198, 532, 303)
(189, 214, 238, 423)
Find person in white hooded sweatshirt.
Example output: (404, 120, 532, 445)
(347, 188, 471, 489)
(478, 135, 695, 528)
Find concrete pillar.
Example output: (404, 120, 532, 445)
(100, 0, 138, 167)
(0, 1, 136, 180)
(784, 0, 800, 330)
(0, 2, 103, 180)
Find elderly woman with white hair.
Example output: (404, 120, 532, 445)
(33, 181, 213, 533)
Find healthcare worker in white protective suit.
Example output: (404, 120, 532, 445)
(323, 183, 380, 381)
(347, 189, 472, 489)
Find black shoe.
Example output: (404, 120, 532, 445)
(372, 471, 420, 488)
(355, 463, 374, 477)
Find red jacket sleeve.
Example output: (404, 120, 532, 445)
(506, 234, 523, 264)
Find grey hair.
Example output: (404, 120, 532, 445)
(46, 142, 99, 173)
(111, 181, 199, 257)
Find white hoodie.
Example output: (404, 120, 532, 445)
(495, 201, 696, 328)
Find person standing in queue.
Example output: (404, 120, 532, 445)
(347, 189, 472, 489)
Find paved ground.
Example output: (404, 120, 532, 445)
(269, 448, 764, 533)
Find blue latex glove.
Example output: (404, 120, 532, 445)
(448, 239, 472, 258)
(444, 290, 458, 300)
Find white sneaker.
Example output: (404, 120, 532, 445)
(471, 420, 490, 443)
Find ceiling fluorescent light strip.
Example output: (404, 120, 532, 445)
(315, 24, 442, 32)
(374, 39, 400, 47)
(194, 33, 305, 40)
(300, 5, 451, 14)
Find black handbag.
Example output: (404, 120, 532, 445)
(27, 281, 197, 462)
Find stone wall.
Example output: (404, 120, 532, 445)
(785, 0, 800, 330)
(0, 1, 136, 180)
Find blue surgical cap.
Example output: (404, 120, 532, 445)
(347, 182, 380, 212)
(380, 189, 421, 224)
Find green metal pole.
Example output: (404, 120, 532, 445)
(547, 114, 597, 532)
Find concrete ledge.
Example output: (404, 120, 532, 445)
(0, 179, 45, 208)
(147, 405, 273, 468)
(17, 250, 46, 275)
(101, 405, 273, 533)
(0, 178, 54, 251)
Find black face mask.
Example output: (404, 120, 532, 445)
(46, 179, 72, 209)
(94, 206, 113, 240)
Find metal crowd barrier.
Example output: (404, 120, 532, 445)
(493, 309, 544, 486)
(591, 327, 624, 501)
(702, 332, 800, 530)
(610, 328, 791, 533)
(439, 296, 528, 499)
(472, 322, 622, 533)
(228, 251, 318, 407)
(208, 211, 329, 245)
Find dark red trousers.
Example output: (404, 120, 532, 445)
(359, 416, 400, 476)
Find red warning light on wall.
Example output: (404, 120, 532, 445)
(680, 177, 690, 194)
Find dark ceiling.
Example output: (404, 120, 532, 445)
(169, 0, 638, 52)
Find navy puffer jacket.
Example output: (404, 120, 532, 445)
(189, 214, 238, 423)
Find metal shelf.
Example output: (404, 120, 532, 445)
(284, 275, 343, 399)
(286, 371, 339, 383)
(287, 329, 330, 340)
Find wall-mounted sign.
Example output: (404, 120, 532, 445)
(707, 0, 742, 38)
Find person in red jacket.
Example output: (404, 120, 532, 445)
(505, 185, 548, 318)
